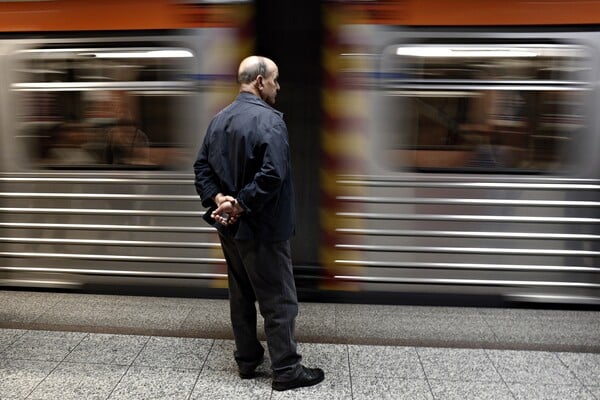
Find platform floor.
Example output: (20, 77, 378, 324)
(1, 290, 599, 399)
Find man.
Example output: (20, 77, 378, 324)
(193, 56, 324, 391)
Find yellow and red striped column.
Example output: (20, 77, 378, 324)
(320, 2, 371, 291)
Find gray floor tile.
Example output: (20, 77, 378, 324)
(0, 358, 58, 400)
(64, 333, 150, 365)
(271, 371, 351, 400)
(336, 304, 496, 346)
(352, 376, 433, 400)
(295, 303, 337, 341)
(203, 339, 244, 371)
(27, 362, 127, 400)
(556, 352, 600, 386)
(348, 344, 424, 379)
(179, 299, 233, 337)
(36, 296, 192, 332)
(417, 347, 502, 382)
(108, 365, 199, 400)
(482, 308, 600, 349)
(41, 293, 119, 308)
(486, 349, 579, 385)
(190, 369, 272, 400)
(0, 291, 65, 324)
(3, 330, 87, 361)
(29, 303, 110, 327)
(335, 304, 410, 342)
(105, 294, 205, 308)
(534, 311, 600, 339)
(203, 339, 271, 377)
(297, 342, 350, 376)
(51, 293, 197, 308)
(508, 383, 596, 400)
(428, 379, 514, 400)
(110, 304, 192, 330)
(0, 328, 27, 352)
(133, 336, 213, 369)
(586, 385, 600, 398)
(402, 316, 496, 345)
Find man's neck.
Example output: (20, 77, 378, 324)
(239, 84, 260, 98)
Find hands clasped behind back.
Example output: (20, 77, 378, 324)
(211, 194, 244, 226)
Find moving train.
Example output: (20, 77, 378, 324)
(0, 0, 598, 305)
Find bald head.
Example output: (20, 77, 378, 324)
(238, 56, 275, 83)
(238, 56, 280, 105)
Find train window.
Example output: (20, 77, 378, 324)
(12, 46, 197, 170)
(379, 44, 590, 173)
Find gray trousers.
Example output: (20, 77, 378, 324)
(218, 233, 302, 380)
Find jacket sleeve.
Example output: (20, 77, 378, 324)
(193, 128, 220, 209)
(237, 118, 290, 214)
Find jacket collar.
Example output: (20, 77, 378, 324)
(236, 91, 283, 117)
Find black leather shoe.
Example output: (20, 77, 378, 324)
(272, 366, 325, 391)
(238, 357, 264, 379)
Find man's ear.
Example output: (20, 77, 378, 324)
(256, 75, 264, 90)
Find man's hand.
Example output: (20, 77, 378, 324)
(212, 194, 243, 226)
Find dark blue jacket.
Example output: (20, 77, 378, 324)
(193, 92, 295, 241)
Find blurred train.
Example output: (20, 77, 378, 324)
(0, 0, 598, 305)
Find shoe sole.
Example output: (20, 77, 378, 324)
(272, 374, 325, 391)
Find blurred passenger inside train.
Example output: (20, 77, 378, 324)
(105, 119, 150, 165)
(41, 121, 104, 166)
(105, 93, 150, 166)
(466, 132, 516, 169)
